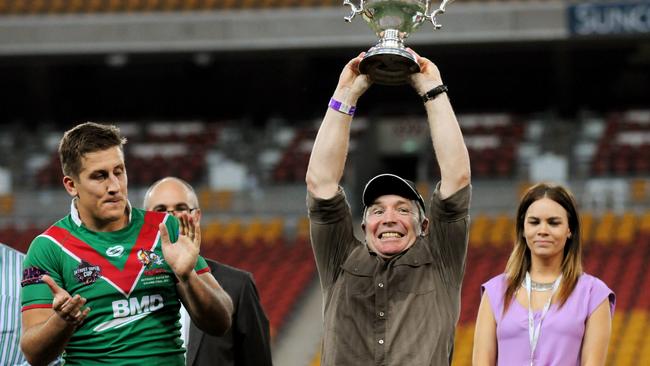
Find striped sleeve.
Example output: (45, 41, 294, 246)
(1, 243, 28, 365)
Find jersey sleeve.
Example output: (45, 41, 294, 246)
(195, 255, 209, 274)
(21, 235, 62, 311)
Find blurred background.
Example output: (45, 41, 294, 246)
(0, 0, 649, 365)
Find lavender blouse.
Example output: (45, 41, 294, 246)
(482, 273, 615, 366)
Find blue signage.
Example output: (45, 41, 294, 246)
(568, 1, 650, 36)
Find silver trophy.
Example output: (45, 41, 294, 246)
(344, 0, 454, 85)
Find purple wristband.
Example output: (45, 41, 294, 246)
(328, 98, 356, 116)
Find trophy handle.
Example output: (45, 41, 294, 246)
(343, 0, 364, 22)
(419, 0, 454, 30)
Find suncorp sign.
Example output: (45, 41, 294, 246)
(568, 1, 650, 36)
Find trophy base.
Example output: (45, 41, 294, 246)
(359, 47, 420, 86)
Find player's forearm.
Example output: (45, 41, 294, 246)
(306, 107, 352, 199)
(21, 316, 74, 366)
(177, 271, 233, 336)
(424, 93, 471, 197)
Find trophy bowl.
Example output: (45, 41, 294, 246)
(344, 0, 453, 86)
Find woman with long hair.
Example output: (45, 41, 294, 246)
(473, 183, 615, 366)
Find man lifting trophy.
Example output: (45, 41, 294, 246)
(344, 0, 454, 85)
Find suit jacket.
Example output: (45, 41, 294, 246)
(186, 258, 273, 366)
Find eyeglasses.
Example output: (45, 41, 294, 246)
(152, 206, 198, 215)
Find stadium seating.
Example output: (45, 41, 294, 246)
(33, 121, 218, 188)
(591, 110, 650, 177)
(269, 112, 526, 183)
(25, 113, 532, 189)
(0, 0, 339, 14)
(459, 113, 524, 179)
(0, 194, 14, 214)
(0, 223, 43, 253)
(271, 127, 315, 184)
(201, 216, 316, 337)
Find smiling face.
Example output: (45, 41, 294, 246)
(523, 197, 572, 261)
(63, 146, 128, 232)
(363, 194, 427, 258)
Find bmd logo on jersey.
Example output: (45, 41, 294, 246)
(93, 294, 165, 332)
(74, 260, 101, 285)
(112, 294, 164, 317)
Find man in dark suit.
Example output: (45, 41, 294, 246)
(144, 177, 273, 366)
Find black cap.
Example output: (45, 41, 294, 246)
(362, 174, 425, 212)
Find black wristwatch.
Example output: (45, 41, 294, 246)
(421, 85, 448, 103)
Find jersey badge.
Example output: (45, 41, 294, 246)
(21, 266, 49, 287)
(105, 245, 125, 257)
(137, 249, 164, 268)
(74, 260, 102, 285)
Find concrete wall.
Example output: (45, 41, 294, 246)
(0, 2, 566, 56)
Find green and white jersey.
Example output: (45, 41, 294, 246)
(21, 203, 209, 366)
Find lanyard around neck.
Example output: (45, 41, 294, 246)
(525, 271, 562, 366)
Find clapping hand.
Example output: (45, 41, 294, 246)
(159, 212, 201, 282)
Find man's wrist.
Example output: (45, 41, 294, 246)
(50, 311, 78, 330)
(332, 86, 359, 106)
(329, 98, 356, 116)
(421, 84, 448, 103)
(176, 269, 197, 284)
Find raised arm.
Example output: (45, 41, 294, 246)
(305, 54, 371, 199)
(409, 53, 470, 199)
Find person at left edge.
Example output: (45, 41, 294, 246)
(1, 242, 28, 366)
(20, 122, 233, 366)
(1, 243, 62, 366)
